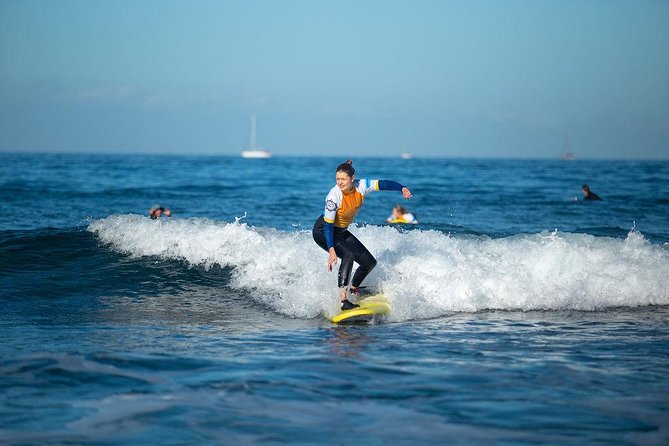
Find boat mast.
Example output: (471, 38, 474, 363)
(249, 115, 256, 150)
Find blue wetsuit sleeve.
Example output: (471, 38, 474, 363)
(378, 180, 405, 192)
(324, 221, 335, 249)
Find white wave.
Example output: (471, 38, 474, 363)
(88, 215, 669, 321)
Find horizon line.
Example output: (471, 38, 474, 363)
(1, 148, 668, 162)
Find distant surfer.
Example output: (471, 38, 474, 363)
(581, 184, 603, 201)
(387, 204, 418, 224)
(312, 160, 413, 310)
(149, 204, 172, 219)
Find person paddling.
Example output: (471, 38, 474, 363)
(312, 160, 412, 310)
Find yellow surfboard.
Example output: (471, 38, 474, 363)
(329, 294, 391, 324)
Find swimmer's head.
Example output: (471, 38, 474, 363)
(394, 205, 408, 214)
(149, 204, 170, 219)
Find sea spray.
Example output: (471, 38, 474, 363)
(89, 215, 669, 321)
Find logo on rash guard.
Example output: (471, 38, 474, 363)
(326, 199, 337, 211)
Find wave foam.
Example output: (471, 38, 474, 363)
(88, 215, 669, 321)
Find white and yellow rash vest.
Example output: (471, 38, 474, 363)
(321, 179, 405, 249)
(323, 179, 380, 229)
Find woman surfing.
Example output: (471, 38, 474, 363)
(312, 160, 413, 310)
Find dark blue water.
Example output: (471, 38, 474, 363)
(1, 153, 668, 445)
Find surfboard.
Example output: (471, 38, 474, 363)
(387, 218, 418, 224)
(329, 294, 391, 324)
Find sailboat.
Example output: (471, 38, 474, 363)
(241, 115, 272, 158)
(560, 129, 575, 161)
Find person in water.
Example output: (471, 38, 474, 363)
(387, 204, 418, 224)
(312, 160, 413, 310)
(581, 184, 603, 201)
(149, 204, 172, 219)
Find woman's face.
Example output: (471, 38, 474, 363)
(336, 171, 354, 191)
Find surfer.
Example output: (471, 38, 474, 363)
(581, 184, 603, 201)
(387, 204, 418, 224)
(149, 204, 172, 219)
(312, 160, 412, 310)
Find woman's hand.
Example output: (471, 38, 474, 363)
(402, 187, 413, 199)
(327, 248, 338, 272)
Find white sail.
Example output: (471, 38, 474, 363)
(241, 115, 272, 158)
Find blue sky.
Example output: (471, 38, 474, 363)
(1, 0, 667, 158)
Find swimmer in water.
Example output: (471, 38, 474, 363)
(581, 184, 603, 201)
(312, 160, 413, 310)
(149, 204, 172, 219)
(387, 204, 418, 224)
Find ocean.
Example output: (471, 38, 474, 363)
(1, 153, 668, 445)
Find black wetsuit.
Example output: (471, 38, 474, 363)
(584, 192, 602, 201)
(312, 215, 377, 289)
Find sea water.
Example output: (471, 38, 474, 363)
(1, 153, 668, 445)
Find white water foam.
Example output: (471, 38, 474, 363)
(89, 215, 669, 321)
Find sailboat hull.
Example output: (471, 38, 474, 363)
(241, 150, 271, 158)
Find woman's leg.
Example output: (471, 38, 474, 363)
(341, 233, 377, 288)
(312, 216, 329, 251)
(335, 239, 356, 289)
(313, 217, 375, 307)
(313, 217, 355, 297)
